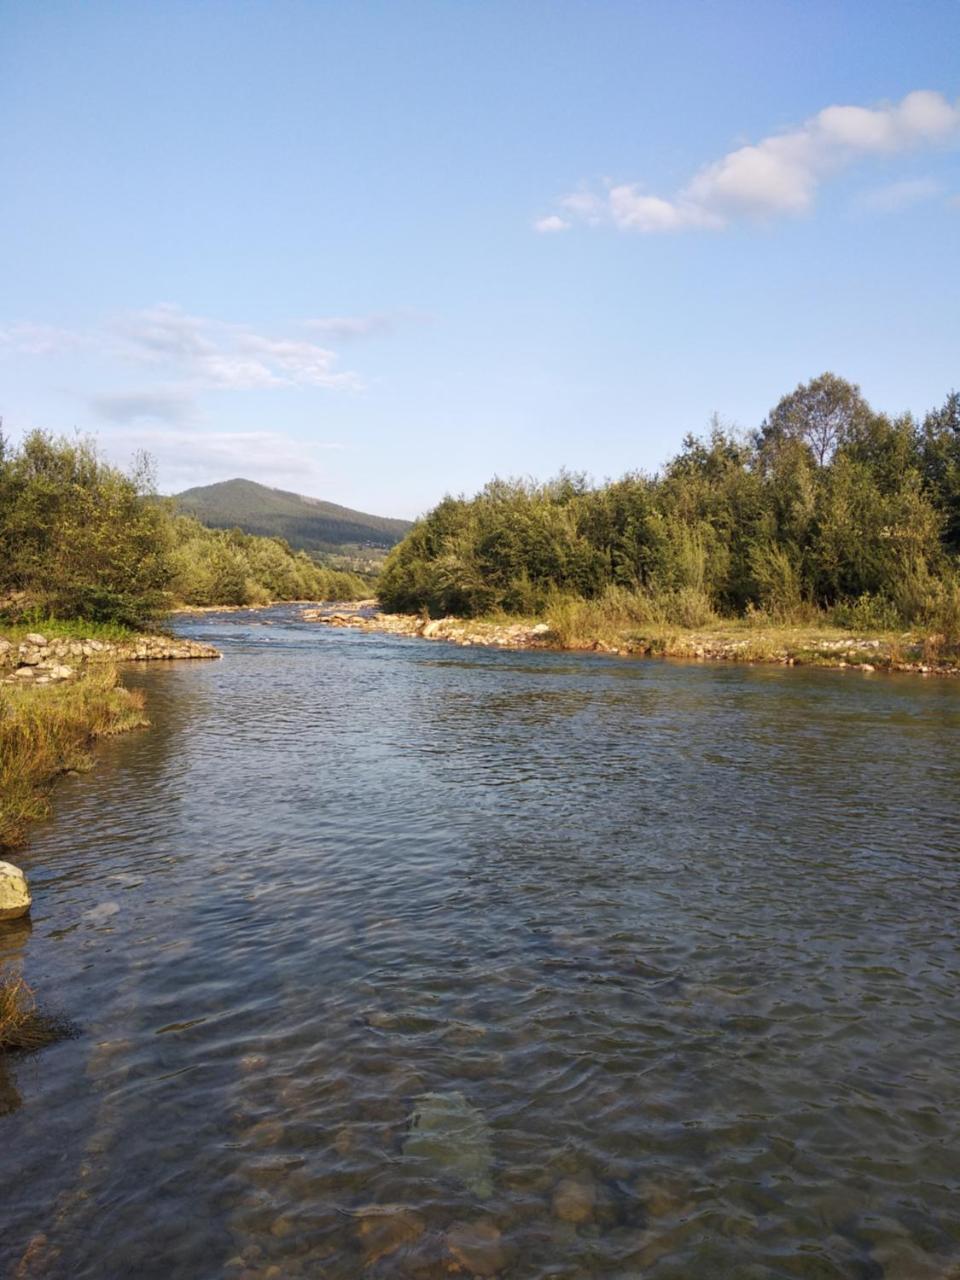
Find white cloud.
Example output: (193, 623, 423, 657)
(539, 89, 960, 234)
(1, 305, 365, 394)
(533, 214, 571, 233)
(112, 305, 360, 391)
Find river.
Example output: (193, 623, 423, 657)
(1, 606, 959, 1279)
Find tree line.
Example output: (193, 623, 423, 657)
(0, 430, 366, 626)
(378, 374, 960, 633)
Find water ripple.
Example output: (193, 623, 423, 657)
(1, 606, 959, 1278)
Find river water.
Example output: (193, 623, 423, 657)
(1, 607, 959, 1280)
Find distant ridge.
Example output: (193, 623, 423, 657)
(173, 478, 412, 555)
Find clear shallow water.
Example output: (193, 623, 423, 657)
(1, 606, 959, 1280)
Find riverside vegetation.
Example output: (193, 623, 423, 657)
(378, 374, 960, 666)
(3, 378, 960, 1051)
(0, 428, 363, 850)
(0, 429, 367, 626)
(0, 428, 362, 849)
(0, 430, 362, 1015)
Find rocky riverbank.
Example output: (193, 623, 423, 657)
(0, 632, 219, 686)
(302, 606, 554, 649)
(300, 605, 959, 677)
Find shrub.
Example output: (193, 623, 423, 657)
(831, 593, 902, 632)
(0, 433, 169, 627)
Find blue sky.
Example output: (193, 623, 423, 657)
(1, 1, 958, 518)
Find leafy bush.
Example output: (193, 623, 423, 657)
(379, 375, 960, 625)
(167, 515, 366, 606)
(0, 430, 367, 623)
(0, 432, 169, 626)
(830, 594, 902, 632)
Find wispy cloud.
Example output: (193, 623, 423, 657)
(112, 305, 361, 391)
(98, 427, 345, 493)
(304, 313, 396, 339)
(0, 323, 87, 356)
(89, 390, 194, 424)
(536, 89, 960, 234)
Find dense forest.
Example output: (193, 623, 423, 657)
(0, 431, 366, 626)
(379, 374, 960, 634)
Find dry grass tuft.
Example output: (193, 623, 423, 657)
(0, 975, 53, 1053)
(0, 972, 74, 1054)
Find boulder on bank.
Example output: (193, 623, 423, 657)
(0, 863, 32, 921)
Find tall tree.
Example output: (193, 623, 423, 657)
(759, 373, 873, 467)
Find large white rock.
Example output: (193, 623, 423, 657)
(0, 862, 32, 920)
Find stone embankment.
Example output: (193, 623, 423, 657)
(0, 633, 219, 686)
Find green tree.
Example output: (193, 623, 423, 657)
(759, 373, 874, 467)
(0, 432, 170, 625)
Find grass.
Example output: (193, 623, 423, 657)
(0, 666, 147, 850)
(0, 616, 138, 644)
(520, 587, 960, 670)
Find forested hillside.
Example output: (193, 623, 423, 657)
(174, 478, 411, 555)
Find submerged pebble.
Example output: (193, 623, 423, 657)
(404, 1091, 494, 1197)
(551, 1174, 596, 1225)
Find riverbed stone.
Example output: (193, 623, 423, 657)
(0, 862, 32, 920)
(404, 1090, 494, 1196)
(354, 1204, 425, 1265)
(552, 1174, 596, 1224)
(446, 1219, 506, 1275)
(23, 633, 47, 646)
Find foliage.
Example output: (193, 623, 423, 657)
(167, 515, 367, 606)
(829, 593, 902, 633)
(380, 374, 960, 626)
(0, 432, 169, 626)
(0, 431, 368, 623)
(0, 617, 137, 644)
(758, 372, 873, 466)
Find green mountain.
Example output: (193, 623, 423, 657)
(173, 478, 411, 556)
